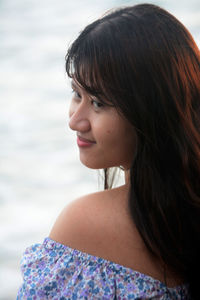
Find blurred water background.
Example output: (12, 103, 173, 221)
(0, 0, 199, 299)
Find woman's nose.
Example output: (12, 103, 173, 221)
(68, 102, 91, 132)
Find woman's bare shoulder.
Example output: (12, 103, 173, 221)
(49, 188, 122, 251)
(49, 186, 184, 287)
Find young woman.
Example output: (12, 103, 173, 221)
(17, 3, 200, 299)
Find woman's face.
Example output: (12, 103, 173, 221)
(68, 80, 136, 170)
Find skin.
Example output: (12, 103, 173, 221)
(68, 80, 136, 170)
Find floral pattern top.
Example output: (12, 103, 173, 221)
(17, 237, 190, 299)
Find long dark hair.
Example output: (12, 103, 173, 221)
(65, 4, 200, 298)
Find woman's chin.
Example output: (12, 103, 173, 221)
(80, 159, 105, 169)
(79, 156, 113, 170)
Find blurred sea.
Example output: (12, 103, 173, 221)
(0, 0, 199, 299)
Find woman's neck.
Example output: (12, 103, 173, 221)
(125, 169, 130, 184)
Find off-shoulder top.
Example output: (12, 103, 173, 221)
(17, 237, 190, 299)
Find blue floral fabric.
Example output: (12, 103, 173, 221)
(17, 237, 190, 299)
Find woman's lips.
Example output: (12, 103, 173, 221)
(77, 136, 96, 147)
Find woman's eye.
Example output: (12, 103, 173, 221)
(91, 99, 103, 110)
(72, 89, 81, 99)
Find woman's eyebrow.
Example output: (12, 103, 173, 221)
(71, 80, 83, 92)
(71, 80, 77, 89)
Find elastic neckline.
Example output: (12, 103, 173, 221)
(43, 237, 188, 292)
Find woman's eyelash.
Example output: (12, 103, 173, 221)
(91, 99, 104, 108)
(71, 89, 81, 98)
(71, 88, 104, 109)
